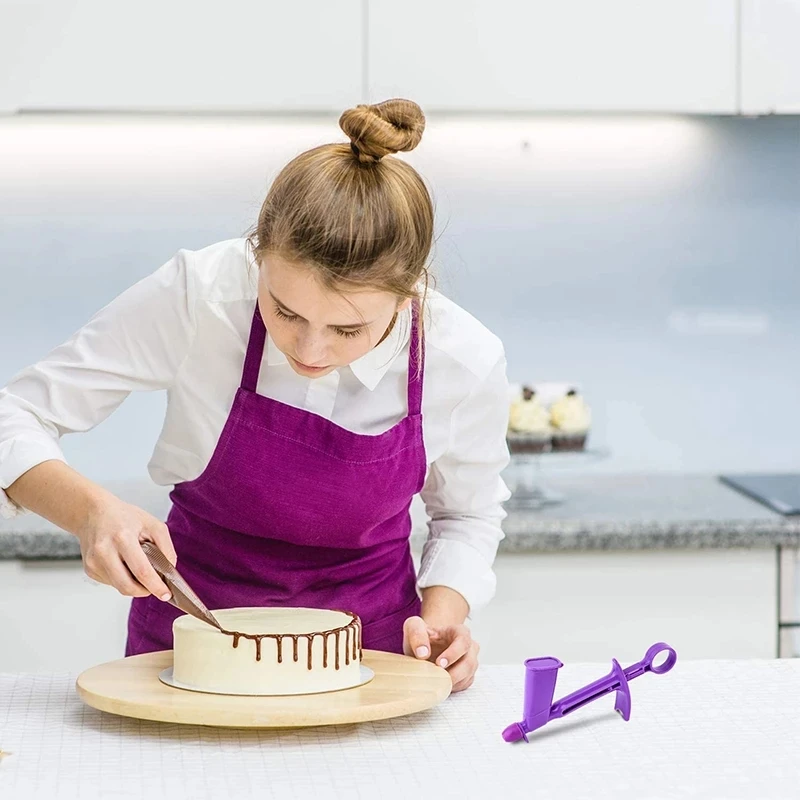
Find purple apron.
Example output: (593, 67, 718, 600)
(126, 301, 426, 656)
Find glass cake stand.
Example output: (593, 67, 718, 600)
(504, 436, 610, 510)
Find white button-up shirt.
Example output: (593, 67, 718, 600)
(0, 238, 510, 613)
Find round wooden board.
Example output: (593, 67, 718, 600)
(76, 650, 452, 728)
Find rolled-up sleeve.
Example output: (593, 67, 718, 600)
(0, 250, 195, 518)
(417, 352, 511, 616)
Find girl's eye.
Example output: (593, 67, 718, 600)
(274, 303, 361, 338)
(335, 328, 362, 339)
(274, 305, 298, 322)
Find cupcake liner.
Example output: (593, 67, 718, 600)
(506, 432, 552, 454)
(551, 433, 588, 452)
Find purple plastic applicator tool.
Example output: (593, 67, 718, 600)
(502, 642, 677, 743)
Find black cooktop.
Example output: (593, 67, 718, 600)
(719, 473, 800, 516)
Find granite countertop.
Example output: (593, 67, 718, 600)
(500, 473, 800, 551)
(2, 474, 799, 560)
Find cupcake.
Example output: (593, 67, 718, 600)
(549, 388, 591, 451)
(507, 386, 553, 454)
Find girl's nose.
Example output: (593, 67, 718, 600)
(294, 334, 328, 366)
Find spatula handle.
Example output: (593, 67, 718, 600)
(140, 541, 222, 630)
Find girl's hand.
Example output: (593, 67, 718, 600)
(403, 615, 479, 692)
(77, 498, 177, 600)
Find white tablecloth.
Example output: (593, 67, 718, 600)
(2, 659, 799, 799)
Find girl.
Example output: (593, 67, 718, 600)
(0, 99, 509, 692)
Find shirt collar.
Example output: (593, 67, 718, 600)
(264, 306, 412, 391)
(348, 306, 411, 391)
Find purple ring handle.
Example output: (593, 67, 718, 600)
(642, 642, 677, 675)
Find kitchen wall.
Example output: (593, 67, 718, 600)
(1, 113, 798, 483)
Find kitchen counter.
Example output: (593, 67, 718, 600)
(2, 473, 799, 560)
(501, 473, 800, 551)
(1, 659, 799, 799)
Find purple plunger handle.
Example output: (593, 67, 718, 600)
(550, 657, 630, 720)
(502, 642, 677, 743)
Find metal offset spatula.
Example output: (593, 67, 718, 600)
(140, 541, 222, 631)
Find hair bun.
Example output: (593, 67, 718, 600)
(339, 99, 425, 163)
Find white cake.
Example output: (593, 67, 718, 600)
(172, 607, 362, 695)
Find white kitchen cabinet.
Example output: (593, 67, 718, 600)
(0, 1, 46, 113)
(467, 550, 778, 664)
(368, 0, 737, 113)
(741, 0, 800, 114)
(2, 0, 362, 113)
(0, 560, 132, 673)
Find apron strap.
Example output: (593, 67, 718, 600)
(241, 303, 267, 392)
(407, 300, 425, 417)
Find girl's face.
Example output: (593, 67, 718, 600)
(258, 253, 410, 379)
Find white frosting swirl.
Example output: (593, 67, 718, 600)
(550, 394, 591, 435)
(508, 398, 552, 435)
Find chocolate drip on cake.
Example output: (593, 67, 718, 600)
(306, 633, 314, 670)
(218, 611, 361, 670)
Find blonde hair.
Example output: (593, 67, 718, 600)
(247, 99, 434, 311)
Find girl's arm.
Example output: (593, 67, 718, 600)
(6, 460, 175, 598)
(0, 249, 196, 596)
(0, 248, 194, 518)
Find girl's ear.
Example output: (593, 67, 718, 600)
(397, 297, 413, 312)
